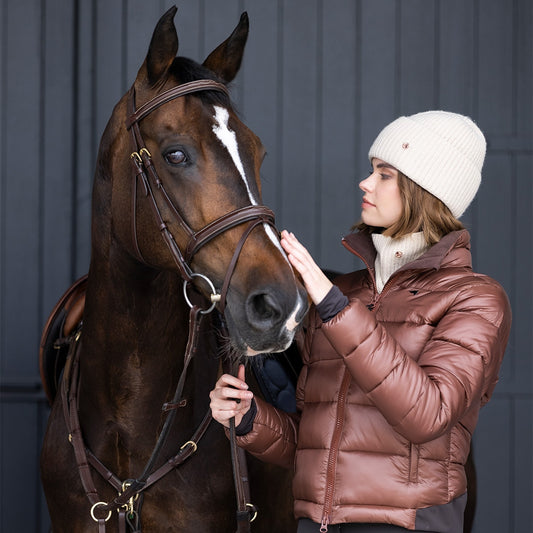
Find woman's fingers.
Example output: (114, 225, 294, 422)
(209, 365, 253, 428)
(281, 230, 320, 272)
(280, 230, 333, 305)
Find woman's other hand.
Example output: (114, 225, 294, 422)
(280, 230, 333, 305)
(209, 364, 254, 428)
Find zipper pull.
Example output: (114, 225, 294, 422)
(320, 512, 329, 532)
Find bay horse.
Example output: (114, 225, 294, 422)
(40, 6, 307, 532)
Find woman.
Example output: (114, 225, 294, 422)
(210, 111, 512, 533)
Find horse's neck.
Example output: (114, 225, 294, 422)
(79, 251, 191, 425)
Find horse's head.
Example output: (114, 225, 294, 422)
(100, 6, 308, 357)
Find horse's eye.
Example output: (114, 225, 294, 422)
(164, 149, 188, 166)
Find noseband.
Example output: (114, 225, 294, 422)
(126, 79, 277, 314)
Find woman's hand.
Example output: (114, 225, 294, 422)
(280, 230, 333, 305)
(209, 364, 254, 428)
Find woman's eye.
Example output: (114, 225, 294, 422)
(164, 149, 187, 165)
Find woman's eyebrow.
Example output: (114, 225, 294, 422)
(376, 163, 396, 170)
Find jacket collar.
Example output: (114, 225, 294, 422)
(341, 229, 472, 274)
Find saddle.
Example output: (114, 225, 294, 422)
(38, 275, 301, 412)
(39, 275, 88, 404)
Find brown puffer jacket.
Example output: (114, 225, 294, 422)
(236, 230, 511, 531)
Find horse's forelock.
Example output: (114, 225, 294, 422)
(167, 57, 232, 108)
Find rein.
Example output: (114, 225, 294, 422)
(64, 78, 277, 532)
(62, 309, 211, 532)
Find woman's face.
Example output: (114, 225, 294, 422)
(359, 158, 403, 229)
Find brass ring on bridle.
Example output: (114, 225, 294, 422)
(182, 273, 219, 314)
(90, 502, 112, 522)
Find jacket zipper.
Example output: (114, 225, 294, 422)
(369, 277, 397, 313)
(320, 368, 351, 532)
(320, 247, 371, 532)
(319, 245, 409, 531)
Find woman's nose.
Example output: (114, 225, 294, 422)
(359, 174, 374, 192)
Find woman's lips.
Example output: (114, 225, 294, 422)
(362, 198, 375, 208)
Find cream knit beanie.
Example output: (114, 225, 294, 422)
(368, 110, 486, 218)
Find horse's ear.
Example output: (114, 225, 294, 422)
(144, 6, 179, 85)
(202, 12, 249, 83)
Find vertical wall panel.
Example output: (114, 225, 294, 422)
(95, 0, 124, 139)
(358, 0, 397, 179)
(515, 0, 533, 137)
(125, 1, 167, 87)
(473, 154, 513, 291)
(204, 1, 243, 102)
(512, 155, 533, 392)
(1, 403, 43, 531)
(514, 397, 533, 531)
(241, 1, 281, 211)
(398, 0, 437, 113)
(172, 1, 202, 62)
(438, 0, 475, 113)
(41, 0, 76, 319)
(1, 0, 7, 381)
(279, 1, 319, 241)
(319, 0, 359, 273)
(473, 153, 515, 395)
(473, 397, 512, 532)
(74, 0, 96, 276)
(477, 0, 514, 134)
(3, 0, 42, 378)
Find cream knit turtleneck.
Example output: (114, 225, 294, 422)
(371, 232, 429, 293)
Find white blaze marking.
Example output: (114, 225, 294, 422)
(212, 106, 306, 338)
(211, 105, 286, 257)
(212, 106, 257, 204)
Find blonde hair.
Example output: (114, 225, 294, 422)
(354, 172, 464, 245)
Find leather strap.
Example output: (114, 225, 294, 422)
(225, 356, 256, 533)
(126, 80, 229, 129)
(184, 205, 275, 263)
(61, 307, 213, 530)
(218, 218, 266, 315)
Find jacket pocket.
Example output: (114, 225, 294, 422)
(409, 443, 420, 483)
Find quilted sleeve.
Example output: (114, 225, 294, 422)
(321, 278, 512, 443)
(235, 396, 300, 469)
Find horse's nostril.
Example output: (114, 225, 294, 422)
(246, 291, 282, 328)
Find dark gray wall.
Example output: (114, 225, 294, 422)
(1, 1, 531, 531)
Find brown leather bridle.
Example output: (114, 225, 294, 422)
(63, 79, 279, 532)
(126, 78, 277, 315)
